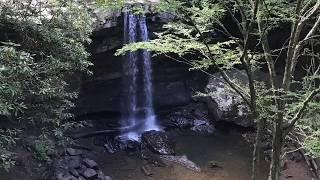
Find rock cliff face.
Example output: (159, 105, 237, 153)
(75, 12, 207, 117)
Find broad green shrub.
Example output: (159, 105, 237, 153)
(0, 0, 94, 170)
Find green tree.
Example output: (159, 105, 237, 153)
(0, 0, 93, 169)
(0, 0, 93, 124)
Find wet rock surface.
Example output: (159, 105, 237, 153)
(103, 137, 126, 154)
(141, 130, 174, 155)
(54, 148, 112, 180)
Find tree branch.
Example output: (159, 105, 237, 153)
(218, 0, 245, 36)
(282, 0, 305, 91)
(291, 14, 320, 73)
(284, 87, 320, 135)
(181, 10, 253, 108)
(163, 53, 252, 105)
(304, 14, 320, 40)
(257, 3, 277, 90)
(234, 0, 248, 31)
(302, 0, 320, 20)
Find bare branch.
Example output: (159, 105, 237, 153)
(301, 0, 316, 14)
(218, 0, 245, 36)
(291, 14, 320, 72)
(282, 0, 305, 90)
(257, 3, 277, 90)
(215, 19, 241, 41)
(234, 0, 248, 31)
(304, 14, 320, 40)
(302, 0, 320, 19)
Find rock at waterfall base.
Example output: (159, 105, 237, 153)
(160, 155, 201, 172)
(191, 119, 215, 134)
(141, 130, 174, 155)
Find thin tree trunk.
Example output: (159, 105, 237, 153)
(269, 118, 284, 180)
(252, 117, 265, 180)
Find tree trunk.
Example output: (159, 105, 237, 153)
(252, 117, 266, 180)
(269, 118, 284, 180)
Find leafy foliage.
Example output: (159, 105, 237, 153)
(0, 45, 32, 117)
(0, 129, 19, 171)
(33, 134, 56, 161)
(0, 0, 94, 170)
(115, 0, 240, 71)
(0, 0, 93, 123)
(96, 0, 127, 11)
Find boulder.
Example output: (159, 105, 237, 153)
(141, 130, 174, 155)
(81, 168, 98, 180)
(166, 112, 193, 128)
(54, 149, 112, 180)
(104, 137, 126, 154)
(193, 108, 208, 119)
(69, 169, 79, 177)
(82, 158, 98, 169)
(164, 102, 210, 129)
(206, 70, 253, 127)
(68, 157, 81, 169)
(160, 155, 201, 172)
(139, 146, 167, 167)
(190, 119, 215, 134)
(66, 148, 82, 156)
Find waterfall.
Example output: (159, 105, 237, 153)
(127, 13, 138, 127)
(121, 10, 159, 140)
(138, 16, 158, 131)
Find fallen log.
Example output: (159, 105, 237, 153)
(71, 121, 145, 139)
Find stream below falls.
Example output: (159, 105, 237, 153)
(85, 127, 270, 180)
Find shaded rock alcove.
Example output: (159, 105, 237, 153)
(75, 11, 208, 122)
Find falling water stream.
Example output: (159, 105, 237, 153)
(121, 9, 159, 140)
